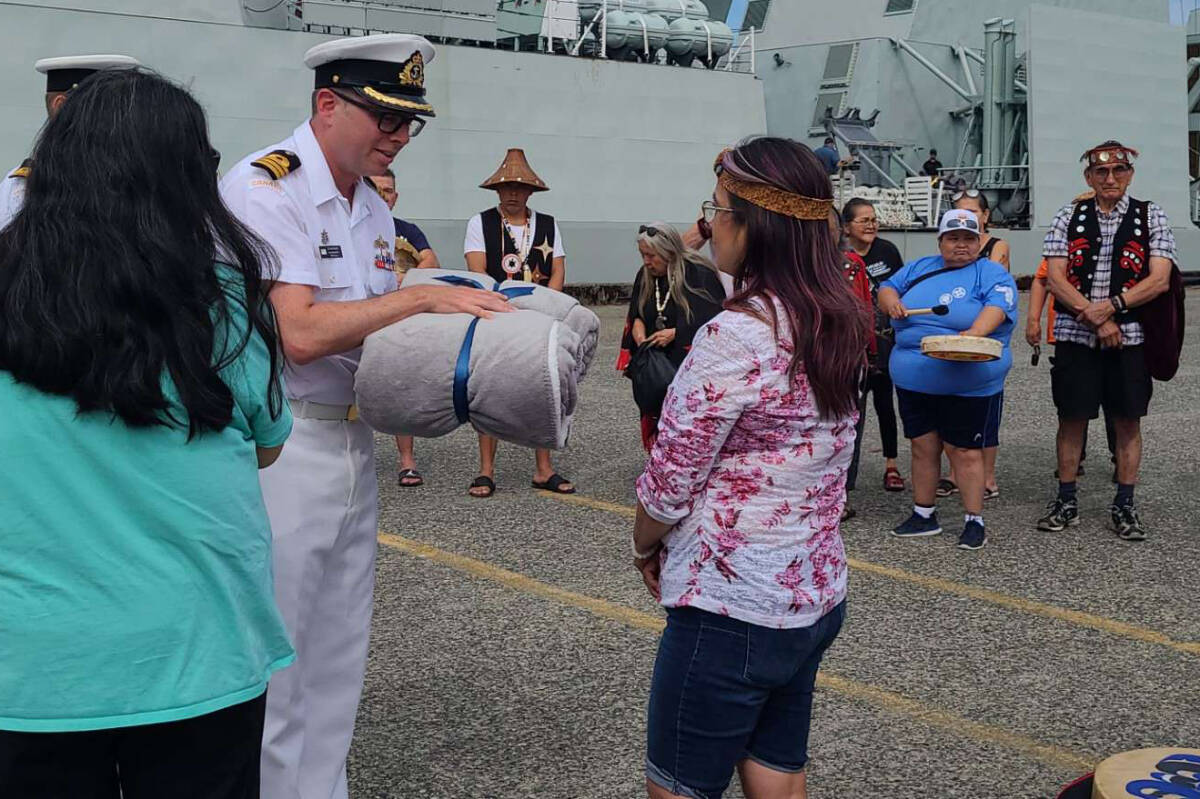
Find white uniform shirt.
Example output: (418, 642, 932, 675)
(463, 210, 566, 259)
(0, 166, 27, 230)
(220, 122, 397, 405)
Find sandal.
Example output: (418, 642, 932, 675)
(984, 487, 1000, 501)
(841, 504, 857, 522)
(468, 475, 495, 498)
(883, 467, 906, 493)
(936, 479, 959, 498)
(531, 473, 576, 494)
(398, 468, 424, 488)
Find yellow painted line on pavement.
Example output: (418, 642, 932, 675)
(377, 530, 1096, 773)
(539, 492, 1200, 658)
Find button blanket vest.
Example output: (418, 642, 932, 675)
(481, 206, 556, 284)
(1055, 197, 1151, 320)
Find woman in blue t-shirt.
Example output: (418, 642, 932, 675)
(0, 70, 293, 795)
(877, 209, 1018, 551)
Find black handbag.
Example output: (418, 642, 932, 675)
(625, 342, 678, 416)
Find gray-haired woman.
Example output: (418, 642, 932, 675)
(618, 222, 726, 450)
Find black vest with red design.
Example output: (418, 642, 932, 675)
(1055, 197, 1151, 321)
(480, 207, 556, 285)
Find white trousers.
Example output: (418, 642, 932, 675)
(259, 417, 378, 799)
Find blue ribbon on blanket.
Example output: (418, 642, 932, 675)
(435, 275, 536, 423)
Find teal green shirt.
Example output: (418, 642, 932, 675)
(0, 278, 294, 732)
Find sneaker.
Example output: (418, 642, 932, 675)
(1036, 497, 1079, 532)
(1109, 504, 1147, 541)
(891, 512, 942, 538)
(958, 521, 987, 550)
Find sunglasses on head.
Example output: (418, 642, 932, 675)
(943, 216, 980, 232)
(951, 188, 982, 202)
(638, 225, 661, 237)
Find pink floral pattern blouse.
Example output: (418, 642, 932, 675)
(635, 303, 856, 629)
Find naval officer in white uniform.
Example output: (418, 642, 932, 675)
(0, 54, 140, 229)
(220, 34, 510, 799)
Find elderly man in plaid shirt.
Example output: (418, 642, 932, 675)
(1036, 141, 1175, 541)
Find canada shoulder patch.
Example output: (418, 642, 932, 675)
(10, 158, 32, 180)
(251, 150, 301, 180)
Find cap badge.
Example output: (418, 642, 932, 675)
(399, 51, 425, 89)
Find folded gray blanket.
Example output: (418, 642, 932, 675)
(399, 269, 600, 378)
(356, 308, 584, 450)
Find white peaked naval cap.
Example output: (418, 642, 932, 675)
(304, 34, 437, 117)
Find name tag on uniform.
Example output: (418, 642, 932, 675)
(319, 245, 343, 259)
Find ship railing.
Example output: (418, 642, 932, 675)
(724, 26, 756, 73)
(932, 164, 1029, 227)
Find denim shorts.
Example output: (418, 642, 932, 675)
(645, 602, 846, 799)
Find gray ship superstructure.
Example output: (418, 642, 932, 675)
(752, 0, 1197, 271)
(0, 0, 1194, 279)
(0, 0, 764, 284)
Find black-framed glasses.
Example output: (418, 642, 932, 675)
(951, 188, 982, 202)
(334, 90, 426, 137)
(638, 225, 661, 237)
(1090, 165, 1132, 180)
(701, 200, 736, 223)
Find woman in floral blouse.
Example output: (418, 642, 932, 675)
(633, 138, 871, 799)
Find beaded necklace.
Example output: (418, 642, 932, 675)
(498, 206, 533, 278)
(653, 275, 672, 330)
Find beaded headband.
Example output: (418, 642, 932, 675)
(713, 149, 834, 221)
(1081, 142, 1138, 167)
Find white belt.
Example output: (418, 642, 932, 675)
(288, 399, 359, 422)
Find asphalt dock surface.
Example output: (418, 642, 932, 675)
(349, 298, 1200, 799)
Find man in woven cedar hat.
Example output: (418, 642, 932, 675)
(463, 148, 574, 498)
(1036, 140, 1176, 542)
(1, 54, 141, 228)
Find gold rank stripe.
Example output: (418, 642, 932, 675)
(251, 152, 297, 180)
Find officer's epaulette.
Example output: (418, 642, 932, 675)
(251, 150, 301, 180)
(9, 158, 32, 180)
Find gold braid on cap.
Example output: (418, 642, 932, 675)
(714, 149, 834, 221)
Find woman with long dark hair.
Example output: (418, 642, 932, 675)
(0, 69, 293, 796)
(632, 137, 869, 799)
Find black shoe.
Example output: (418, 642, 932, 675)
(1036, 497, 1079, 532)
(1109, 504, 1147, 541)
(891, 511, 942, 538)
(957, 521, 987, 550)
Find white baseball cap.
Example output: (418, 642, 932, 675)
(938, 208, 981, 237)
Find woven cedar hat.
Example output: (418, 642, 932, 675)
(480, 149, 548, 192)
